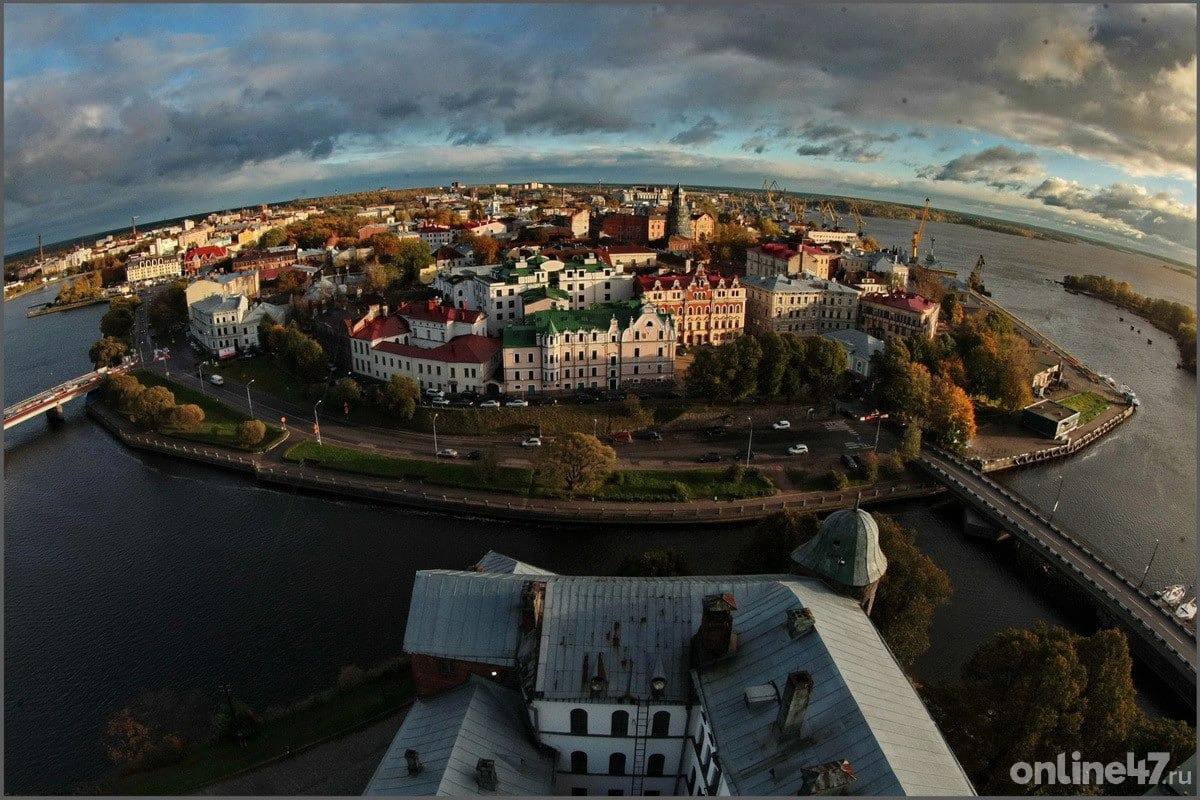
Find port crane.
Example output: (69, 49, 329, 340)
(910, 197, 931, 265)
(818, 201, 840, 229)
(848, 201, 866, 237)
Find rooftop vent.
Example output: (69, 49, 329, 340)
(649, 656, 668, 699)
(799, 760, 856, 795)
(475, 758, 498, 791)
(787, 608, 816, 639)
(404, 748, 424, 775)
(589, 652, 609, 696)
(777, 671, 814, 739)
(744, 684, 778, 708)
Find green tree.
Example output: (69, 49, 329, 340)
(377, 374, 419, 419)
(236, 419, 267, 447)
(758, 217, 782, 237)
(332, 377, 362, 408)
(871, 515, 951, 669)
(257, 228, 287, 248)
(392, 237, 434, 285)
(89, 336, 129, 368)
(100, 302, 136, 340)
(476, 445, 501, 486)
(798, 335, 849, 404)
(615, 547, 692, 577)
(148, 281, 188, 337)
(536, 432, 618, 497)
(731, 511, 820, 573)
(686, 335, 763, 403)
(131, 385, 176, 430)
(166, 403, 205, 432)
(754, 331, 787, 399)
(900, 423, 922, 460)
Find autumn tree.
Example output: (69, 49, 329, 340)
(331, 377, 362, 409)
(925, 623, 1195, 795)
(257, 228, 287, 248)
(376, 374, 419, 419)
(366, 231, 403, 263)
(615, 547, 692, 577)
(131, 385, 176, 430)
(731, 511, 820, 573)
(911, 266, 946, 303)
(536, 432, 618, 497)
(900, 423, 922, 460)
(926, 374, 977, 450)
(89, 336, 129, 369)
(104, 373, 145, 412)
(466, 234, 500, 265)
(166, 403, 205, 432)
(103, 689, 209, 774)
(871, 515, 952, 670)
(236, 419, 267, 447)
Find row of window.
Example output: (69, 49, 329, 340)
(372, 356, 482, 379)
(567, 751, 667, 777)
(569, 709, 671, 737)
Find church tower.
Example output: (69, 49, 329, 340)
(666, 185, 692, 239)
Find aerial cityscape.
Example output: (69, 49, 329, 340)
(3, 3, 1196, 798)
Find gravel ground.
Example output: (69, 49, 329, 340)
(198, 707, 407, 796)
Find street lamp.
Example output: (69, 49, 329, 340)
(245, 379, 256, 419)
(313, 399, 323, 444)
(593, 418, 598, 436)
(745, 416, 753, 467)
(432, 413, 439, 455)
(1137, 538, 1162, 590)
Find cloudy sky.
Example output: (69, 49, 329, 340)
(4, 3, 1196, 263)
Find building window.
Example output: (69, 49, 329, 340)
(608, 753, 626, 776)
(571, 751, 588, 774)
(651, 711, 670, 737)
(570, 708, 588, 735)
(647, 753, 666, 777)
(611, 710, 629, 737)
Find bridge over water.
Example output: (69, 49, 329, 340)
(4, 364, 132, 430)
(919, 447, 1196, 701)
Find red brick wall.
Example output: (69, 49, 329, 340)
(409, 653, 510, 697)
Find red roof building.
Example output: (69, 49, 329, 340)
(859, 291, 941, 340)
(636, 267, 745, 346)
(183, 245, 228, 273)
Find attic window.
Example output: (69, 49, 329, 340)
(744, 684, 778, 708)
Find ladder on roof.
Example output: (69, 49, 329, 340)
(630, 703, 649, 796)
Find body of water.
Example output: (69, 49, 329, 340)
(4, 225, 1195, 793)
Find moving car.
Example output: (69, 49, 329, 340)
(521, 437, 542, 448)
(635, 429, 663, 441)
(787, 444, 809, 455)
(842, 453, 859, 471)
(505, 398, 529, 407)
(772, 419, 791, 430)
(208, 374, 225, 386)
(436, 448, 459, 459)
(479, 399, 501, 408)
(699, 451, 721, 463)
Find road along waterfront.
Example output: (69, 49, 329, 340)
(4, 226, 1196, 792)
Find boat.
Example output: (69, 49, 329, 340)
(1175, 599, 1196, 621)
(1160, 584, 1187, 607)
(1148, 339, 1153, 345)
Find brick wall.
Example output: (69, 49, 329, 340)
(409, 653, 511, 697)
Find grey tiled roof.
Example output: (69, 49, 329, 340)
(403, 571, 528, 666)
(474, 550, 557, 576)
(364, 675, 554, 796)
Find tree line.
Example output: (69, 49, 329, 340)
(1064, 274, 1196, 372)
(685, 331, 850, 404)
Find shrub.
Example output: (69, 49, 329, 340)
(824, 469, 849, 491)
(881, 452, 906, 478)
(859, 451, 880, 482)
(725, 463, 747, 483)
(236, 419, 267, 447)
(671, 480, 691, 501)
(168, 403, 205, 432)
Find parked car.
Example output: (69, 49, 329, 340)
(521, 437, 542, 448)
(530, 395, 558, 406)
(635, 429, 663, 441)
(424, 387, 444, 398)
(431, 397, 450, 406)
(842, 453, 859, 470)
(436, 448, 459, 459)
(787, 443, 810, 455)
(772, 419, 791, 430)
(699, 451, 722, 463)
(505, 398, 529, 407)
(465, 450, 483, 461)
(208, 374, 225, 386)
(479, 400, 501, 408)
(450, 398, 474, 407)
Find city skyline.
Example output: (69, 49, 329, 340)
(3, 3, 1197, 263)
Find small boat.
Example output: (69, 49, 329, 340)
(1160, 584, 1187, 607)
(1175, 599, 1196, 621)
(1147, 339, 1153, 345)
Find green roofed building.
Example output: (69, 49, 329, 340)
(791, 499, 888, 614)
(502, 300, 678, 395)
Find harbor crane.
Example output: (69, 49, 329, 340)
(848, 201, 866, 236)
(910, 197, 931, 265)
(761, 179, 784, 216)
(819, 201, 840, 229)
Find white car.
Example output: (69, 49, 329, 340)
(772, 419, 791, 430)
(479, 399, 501, 408)
(505, 398, 529, 407)
(787, 443, 809, 455)
(208, 374, 225, 386)
(436, 448, 459, 459)
(424, 388, 444, 398)
(431, 397, 450, 406)
(521, 437, 542, 448)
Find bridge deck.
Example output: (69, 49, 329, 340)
(920, 449, 1195, 683)
(4, 365, 130, 427)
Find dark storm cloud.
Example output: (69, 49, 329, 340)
(669, 116, 722, 146)
(921, 145, 1045, 190)
(790, 120, 899, 163)
(740, 136, 769, 154)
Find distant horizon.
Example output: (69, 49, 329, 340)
(5, 4, 1195, 265)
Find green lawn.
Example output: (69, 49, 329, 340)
(1058, 391, 1111, 424)
(132, 370, 285, 451)
(283, 440, 535, 494)
(598, 468, 777, 502)
(96, 664, 413, 795)
(214, 356, 312, 405)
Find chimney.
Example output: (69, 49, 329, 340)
(520, 581, 545, 633)
(475, 758, 498, 791)
(777, 671, 814, 738)
(649, 656, 668, 699)
(799, 760, 857, 795)
(787, 608, 816, 639)
(692, 593, 739, 665)
(590, 652, 609, 696)
(404, 748, 424, 775)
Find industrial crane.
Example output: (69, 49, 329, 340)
(910, 197, 931, 265)
(848, 201, 866, 237)
(819, 201, 840, 229)
(761, 179, 783, 216)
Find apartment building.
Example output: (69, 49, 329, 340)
(859, 291, 940, 340)
(799, 245, 838, 280)
(744, 243, 801, 279)
(635, 267, 745, 346)
(188, 294, 288, 356)
(597, 245, 658, 272)
(125, 253, 182, 283)
(555, 256, 637, 310)
(501, 301, 677, 394)
(184, 269, 261, 306)
(742, 274, 861, 336)
(600, 213, 666, 245)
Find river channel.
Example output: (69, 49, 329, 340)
(4, 220, 1195, 793)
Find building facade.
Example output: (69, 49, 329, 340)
(665, 186, 692, 239)
(799, 245, 838, 280)
(636, 268, 745, 346)
(601, 213, 666, 245)
(184, 270, 261, 307)
(188, 294, 288, 356)
(125, 253, 182, 283)
(743, 274, 861, 336)
(501, 301, 677, 394)
(858, 291, 940, 340)
(744, 243, 801, 279)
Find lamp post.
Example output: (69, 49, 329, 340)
(313, 399, 323, 444)
(1137, 538, 1162, 590)
(745, 416, 753, 468)
(432, 413, 439, 455)
(197, 361, 206, 392)
(245, 379, 256, 418)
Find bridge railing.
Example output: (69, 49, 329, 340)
(4, 367, 125, 418)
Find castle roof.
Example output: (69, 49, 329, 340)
(791, 506, 888, 587)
